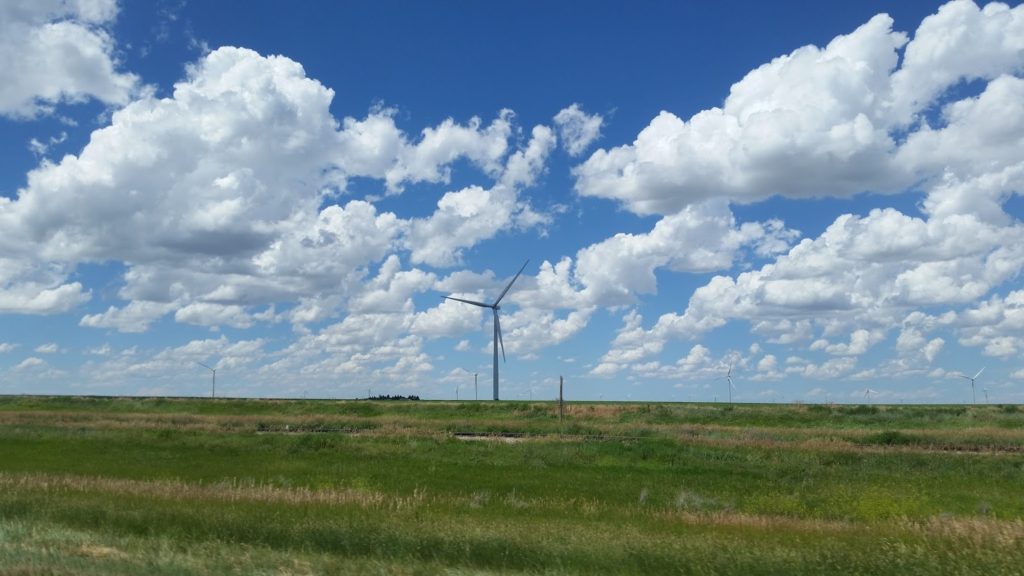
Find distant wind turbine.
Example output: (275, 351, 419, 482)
(983, 387, 989, 403)
(864, 388, 877, 401)
(457, 367, 479, 401)
(197, 362, 216, 398)
(445, 260, 529, 401)
(715, 366, 736, 403)
(957, 367, 984, 405)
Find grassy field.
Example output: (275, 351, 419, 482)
(0, 396, 1022, 575)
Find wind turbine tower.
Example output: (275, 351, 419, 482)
(716, 366, 735, 403)
(197, 362, 216, 398)
(445, 260, 528, 401)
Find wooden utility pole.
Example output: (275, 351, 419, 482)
(559, 376, 565, 423)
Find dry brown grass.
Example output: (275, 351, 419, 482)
(0, 410, 401, 436)
(0, 472, 428, 511)
(648, 423, 1024, 455)
(7, 469, 1023, 549)
(910, 516, 1024, 549)
(74, 544, 128, 559)
(4, 407, 1023, 456)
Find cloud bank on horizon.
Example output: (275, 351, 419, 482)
(1, 0, 1022, 402)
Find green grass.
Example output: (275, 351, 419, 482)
(1, 396, 1022, 574)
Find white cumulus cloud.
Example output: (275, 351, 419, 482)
(0, 0, 139, 118)
(553, 103, 602, 156)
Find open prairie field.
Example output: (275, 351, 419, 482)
(0, 396, 1022, 575)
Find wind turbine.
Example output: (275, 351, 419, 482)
(983, 387, 989, 403)
(864, 388, 877, 401)
(197, 362, 216, 398)
(957, 367, 984, 404)
(716, 366, 735, 403)
(445, 260, 528, 401)
(457, 367, 479, 401)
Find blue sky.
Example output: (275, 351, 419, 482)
(2, 0, 1023, 403)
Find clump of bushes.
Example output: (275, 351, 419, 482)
(858, 430, 922, 446)
(367, 394, 420, 401)
(841, 404, 880, 416)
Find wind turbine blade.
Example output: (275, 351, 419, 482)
(957, 374, 971, 381)
(197, 361, 212, 371)
(495, 311, 506, 363)
(444, 296, 491, 308)
(728, 377, 735, 390)
(493, 260, 529, 307)
(974, 367, 985, 380)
